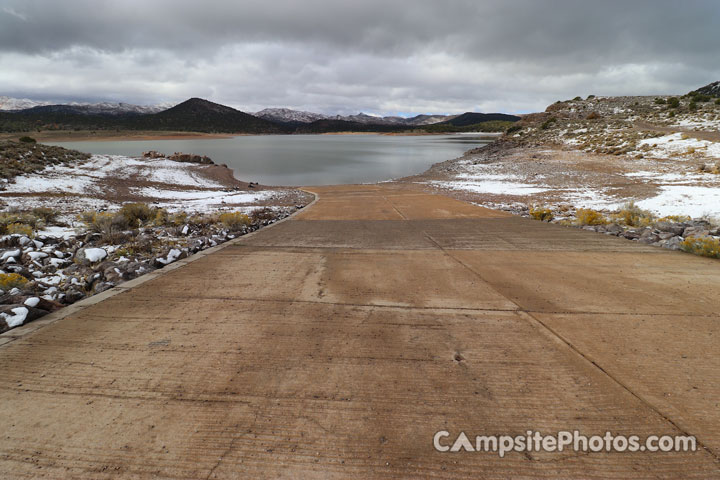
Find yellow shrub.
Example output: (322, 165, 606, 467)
(0, 273, 28, 290)
(658, 215, 691, 223)
(529, 207, 553, 222)
(120, 203, 154, 225)
(681, 236, 720, 259)
(6, 222, 33, 236)
(575, 208, 607, 226)
(612, 202, 656, 227)
(219, 212, 251, 230)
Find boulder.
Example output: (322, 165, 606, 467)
(683, 226, 710, 238)
(75, 247, 108, 265)
(655, 222, 685, 236)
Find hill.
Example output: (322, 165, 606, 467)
(0, 98, 287, 134)
(125, 98, 287, 133)
(694, 81, 720, 98)
(295, 119, 410, 133)
(440, 112, 521, 127)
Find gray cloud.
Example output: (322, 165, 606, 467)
(1, 0, 718, 114)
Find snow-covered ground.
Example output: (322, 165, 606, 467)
(637, 133, 720, 160)
(0, 154, 289, 216)
(425, 145, 720, 220)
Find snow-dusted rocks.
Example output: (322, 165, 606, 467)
(76, 247, 108, 264)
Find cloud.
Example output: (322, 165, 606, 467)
(0, 0, 718, 114)
(2, 6, 27, 22)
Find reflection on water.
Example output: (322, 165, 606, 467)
(49, 133, 495, 186)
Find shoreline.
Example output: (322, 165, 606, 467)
(0, 130, 501, 143)
(0, 131, 240, 143)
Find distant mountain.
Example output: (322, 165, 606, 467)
(439, 112, 521, 127)
(254, 107, 457, 126)
(694, 81, 720, 97)
(125, 98, 287, 133)
(0, 97, 286, 134)
(0, 96, 53, 111)
(0, 96, 170, 115)
(0, 96, 518, 134)
(295, 119, 410, 134)
(20, 102, 171, 116)
(329, 112, 458, 126)
(254, 108, 328, 124)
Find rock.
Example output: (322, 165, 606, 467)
(93, 282, 114, 294)
(64, 289, 86, 304)
(605, 223, 623, 235)
(664, 236, 684, 251)
(1, 248, 21, 262)
(658, 232, 677, 241)
(683, 226, 710, 238)
(76, 247, 108, 264)
(638, 229, 659, 244)
(655, 221, 685, 236)
(0, 304, 47, 328)
(621, 229, 640, 240)
(154, 248, 187, 267)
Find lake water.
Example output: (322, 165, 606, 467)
(49, 134, 494, 186)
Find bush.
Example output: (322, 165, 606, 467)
(529, 207, 553, 222)
(250, 207, 276, 223)
(587, 95, 595, 100)
(667, 97, 680, 108)
(540, 117, 557, 130)
(219, 212, 251, 231)
(689, 101, 698, 111)
(0, 212, 41, 234)
(31, 207, 58, 223)
(573, 96, 582, 101)
(80, 211, 130, 243)
(119, 203, 154, 226)
(0, 273, 28, 290)
(505, 124, 522, 134)
(611, 202, 656, 227)
(654, 98, 666, 105)
(575, 208, 607, 226)
(18, 136, 36, 144)
(681, 236, 720, 258)
(6, 222, 33, 236)
(715, 99, 720, 105)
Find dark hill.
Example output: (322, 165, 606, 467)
(127, 98, 287, 133)
(694, 81, 720, 97)
(440, 112, 520, 127)
(0, 98, 288, 134)
(296, 119, 409, 133)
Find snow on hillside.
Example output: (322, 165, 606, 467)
(254, 108, 328, 123)
(0, 96, 171, 114)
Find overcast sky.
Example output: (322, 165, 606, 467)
(1, 0, 719, 115)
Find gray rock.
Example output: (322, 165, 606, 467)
(605, 223, 623, 235)
(683, 226, 709, 238)
(664, 236, 684, 251)
(658, 232, 677, 241)
(655, 221, 685, 236)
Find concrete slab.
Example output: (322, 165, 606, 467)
(0, 184, 717, 478)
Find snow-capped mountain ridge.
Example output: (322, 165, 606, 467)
(0, 96, 172, 115)
(254, 108, 329, 123)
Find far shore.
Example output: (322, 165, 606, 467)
(0, 129, 503, 143)
(0, 130, 239, 143)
